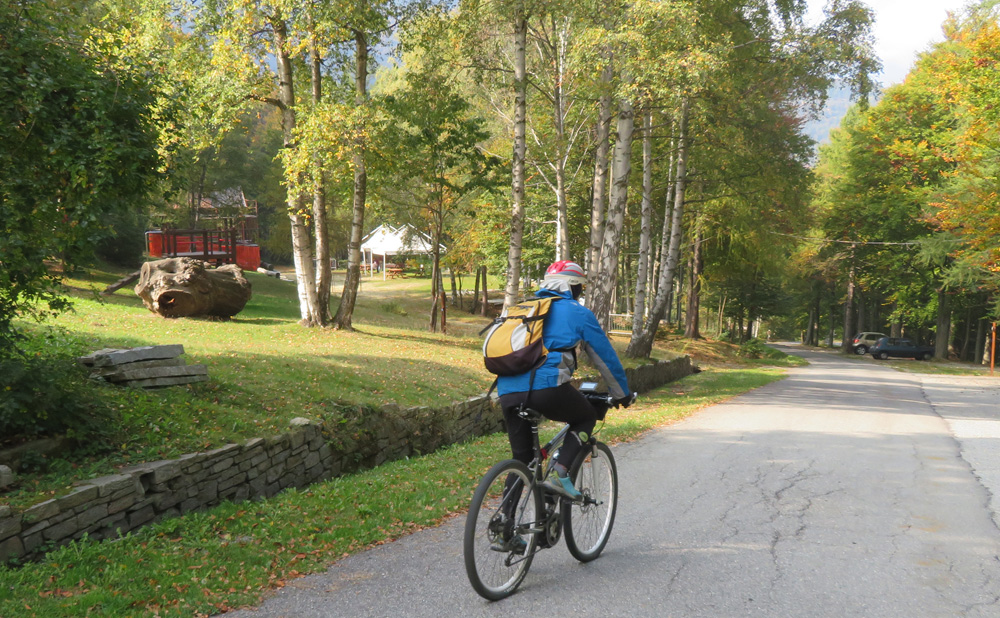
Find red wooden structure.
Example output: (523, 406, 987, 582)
(146, 228, 260, 271)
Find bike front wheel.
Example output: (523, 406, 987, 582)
(563, 441, 618, 562)
(464, 459, 542, 600)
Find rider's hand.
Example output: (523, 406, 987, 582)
(614, 393, 636, 408)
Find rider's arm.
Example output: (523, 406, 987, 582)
(576, 308, 629, 400)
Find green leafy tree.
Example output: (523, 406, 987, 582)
(625, 0, 878, 358)
(0, 0, 163, 349)
(376, 15, 503, 329)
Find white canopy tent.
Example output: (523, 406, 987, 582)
(359, 224, 445, 280)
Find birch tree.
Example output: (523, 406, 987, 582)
(588, 97, 634, 327)
(627, 96, 690, 357)
(189, 0, 329, 325)
(504, 6, 530, 308)
(631, 110, 654, 339)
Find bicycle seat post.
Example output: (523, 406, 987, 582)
(517, 405, 546, 477)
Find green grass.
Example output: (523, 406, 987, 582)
(871, 358, 997, 376)
(0, 366, 783, 617)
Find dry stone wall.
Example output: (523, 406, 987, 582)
(0, 356, 693, 562)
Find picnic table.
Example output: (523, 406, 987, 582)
(385, 264, 405, 279)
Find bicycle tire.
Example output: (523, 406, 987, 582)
(563, 441, 618, 562)
(464, 459, 542, 600)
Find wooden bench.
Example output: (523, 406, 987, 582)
(385, 266, 404, 279)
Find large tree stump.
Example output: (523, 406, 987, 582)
(134, 257, 252, 319)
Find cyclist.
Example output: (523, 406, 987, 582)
(497, 260, 632, 503)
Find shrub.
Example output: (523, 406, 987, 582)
(380, 301, 408, 316)
(737, 338, 768, 359)
(0, 355, 116, 445)
(94, 209, 150, 268)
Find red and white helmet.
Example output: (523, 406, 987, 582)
(544, 260, 587, 286)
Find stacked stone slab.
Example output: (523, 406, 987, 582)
(79, 345, 208, 388)
(0, 355, 694, 563)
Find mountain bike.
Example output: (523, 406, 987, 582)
(463, 384, 633, 600)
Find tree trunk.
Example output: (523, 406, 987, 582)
(630, 110, 653, 340)
(135, 258, 251, 319)
(310, 30, 331, 325)
(333, 30, 369, 331)
(649, 121, 677, 310)
(429, 260, 439, 332)
(589, 97, 634, 328)
(856, 291, 867, 334)
(552, 17, 570, 262)
(626, 97, 689, 358)
(503, 10, 528, 309)
(934, 286, 950, 358)
(975, 317, 986, 364)
(684, 230, 703, 339)
(274, 17, 319, 325)
(985, 322, 998, 365)
(841, 257, 856, 353)
(891, 303, 902, 337)
(959, 307, 972, 361)
(481, 266, 489, 317)
(718, 293, 727, 337)
(827, 303, 836, 346)
(471, 268, 480, 314)
(588, 59, 613, 274)
(440, 289, 447, 334)
(429, 212, 444, 332)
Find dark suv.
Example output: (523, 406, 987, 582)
(869, 337, 935, 361)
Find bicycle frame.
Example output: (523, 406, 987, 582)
(500, 408, 581, 561)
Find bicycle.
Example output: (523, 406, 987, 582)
(463, 384, 634, 600)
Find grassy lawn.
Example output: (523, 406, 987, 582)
(1, 261, 800, 616)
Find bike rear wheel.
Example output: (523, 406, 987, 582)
(563, 441, 618, 562)
(464, 459, 542, 600)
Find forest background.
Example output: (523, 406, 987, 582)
(4, 0, 1000, 366)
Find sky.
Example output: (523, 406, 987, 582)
(808, 0, 973, 86)
(803, 0, 973, 143)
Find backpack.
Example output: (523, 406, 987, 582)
(481, 297, 558, 376)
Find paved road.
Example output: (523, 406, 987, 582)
(224, 346, 1000, 617)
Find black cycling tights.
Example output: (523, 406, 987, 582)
(499, 382, 602, 471)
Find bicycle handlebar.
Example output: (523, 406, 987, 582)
(582, 390, 637, 408)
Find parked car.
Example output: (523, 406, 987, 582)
(869, 337, 936, 360)
(851, 331, 887, 355)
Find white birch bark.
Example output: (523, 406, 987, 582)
(274, 17, 318, 325)
(631, 110, 653, 339)
(504, 10, 528, 308)
(589, 97, 634, 329)
(627, 97, 690, 358)
(588, 60, 613, 273)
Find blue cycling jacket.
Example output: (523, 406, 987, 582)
(496, 288, 629, 400)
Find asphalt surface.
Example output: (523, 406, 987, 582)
(223, 345, 1000, 617)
